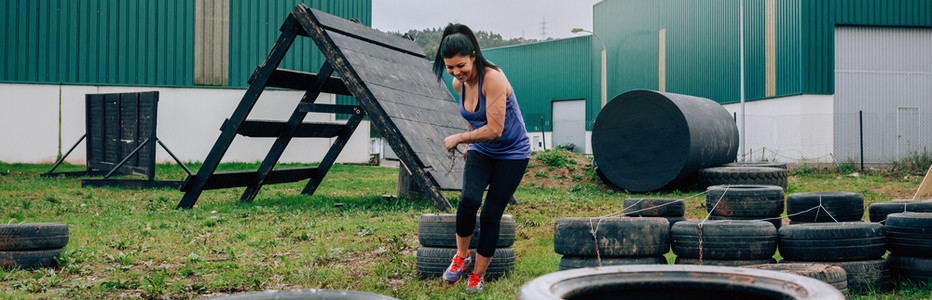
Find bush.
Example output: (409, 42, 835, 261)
(535, 148, 578, 170)
(892, 150, 932, 176)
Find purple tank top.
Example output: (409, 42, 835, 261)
(459, 69, 531, 159)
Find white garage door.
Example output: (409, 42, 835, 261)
(552, 100, 586, 153)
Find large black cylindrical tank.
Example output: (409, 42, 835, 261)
(592, 90, 738, 192)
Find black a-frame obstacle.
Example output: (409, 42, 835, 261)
(177, 4, 469, 211)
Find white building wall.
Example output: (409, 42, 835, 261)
(722, 94, 835, 163)
(0, 83, 370, 164)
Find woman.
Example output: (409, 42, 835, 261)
(432, 23, 531, 293)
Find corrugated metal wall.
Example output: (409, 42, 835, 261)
(834, 26, 932, 163)
(594, 0, 803, 104)
(480, 36, 595, 131)
(801, 0, 932, 94)
(0, 0, 371, 88)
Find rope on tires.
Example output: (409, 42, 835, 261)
(697, 185, 730, 265)
(585, 190, 712, 267)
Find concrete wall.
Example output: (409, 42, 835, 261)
(0, 83, 370, 164)
(723, 94, 835, 163)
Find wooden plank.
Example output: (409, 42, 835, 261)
(327, 32, 451, 100)
(241, 62, 336, 202)
(177, 18, 299, 208)
(81, 179, 182, 189)
(253, 68, 351, 95)
(302, 111, 366, 196)
(299, 5, 424, 57)
(292, 5, 454, 211)
(296, 103, 361, 114)
(914, 164, 932, 200)
(200, 167, 318, 190)
(234, 120, 344, 138)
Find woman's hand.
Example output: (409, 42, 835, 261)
(444, 134, 461, 152)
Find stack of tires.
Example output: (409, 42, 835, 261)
(885, 212, 932, 284)
(786, 192, 864, 224)
(671, 220, 777, 266)
(554, 217, 669, 270)
(705, 185, 785, 230)
(415, 214, 515, 279)
(623, 198, 685, 230)
(0, 223, 69, 269)
(697, 166, 788, 191)
(779, 222, 891, 292)
(868, 199, 932, 223)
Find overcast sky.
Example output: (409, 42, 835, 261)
(372, 0, 604, 40)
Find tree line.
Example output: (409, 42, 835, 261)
(392, 28, 542, 59)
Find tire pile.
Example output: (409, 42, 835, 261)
(885, 212, 932, 284)
(414, 214, 515, 279)
(0, 223, 69, 269)
(554, 217, 669, 270)
(779, 222, 891, 292)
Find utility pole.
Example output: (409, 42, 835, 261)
(540, 17, 548, 39)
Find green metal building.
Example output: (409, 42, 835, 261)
(1, 0, 371, 88)
(481, 0, 932, 162)
(0, 0, 374, 164)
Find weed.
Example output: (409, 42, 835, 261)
(535, 170, 548, 178)
(141, 269, 168, 297)
(534, 148, 578, 169)
(891, 149, 932, 175)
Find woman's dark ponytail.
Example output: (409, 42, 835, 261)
(433, 23, 498, 80)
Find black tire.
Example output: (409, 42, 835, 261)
(868, 200, 932, 223)
(198, 289, 399, 300)
(516, 265, 845, 300)
(559, 255, 666, 270)
(697, 167, 788, 191)
(708, 215, 782, 231)
(885, 212, 932, 257)
(705, 185, 784, 217)
(674, 257, 775, 267)
(782, 259, 891, 292)
(623, 198, 685, 217)
(741, 263, 848, 295)
(664, 216, 686, 231)
(887, 254, 932, 284)
(0, 248, 63, 269)
(787, 219, 864, 225)
(0, 223, 69, 250)
(670, 220, 777, 260)
(786, 192, 864, 222)
(554, 217, 669, 257)
(722, 162, 788, 169)
(415, 247, 514, 279)
(778, 222, 886, 261)
(417, 214, 515, 248)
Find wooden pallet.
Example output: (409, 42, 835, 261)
(177, 4, 467, 211)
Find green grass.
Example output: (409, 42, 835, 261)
(0, 158, 928, 299)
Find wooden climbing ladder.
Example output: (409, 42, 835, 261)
(178, 4, 468, 211)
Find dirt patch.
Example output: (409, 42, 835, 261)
(521, 150, 599, 190)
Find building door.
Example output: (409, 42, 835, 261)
(897, 106, 921, 160)
(552, 100, 586, 153)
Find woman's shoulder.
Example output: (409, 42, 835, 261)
(483, 67, 512, 94)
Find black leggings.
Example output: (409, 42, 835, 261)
(456, 150, 528, 257)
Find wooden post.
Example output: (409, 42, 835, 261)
(913, 164, 932, 200)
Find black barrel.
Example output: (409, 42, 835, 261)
(593, 90, 738, 192)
